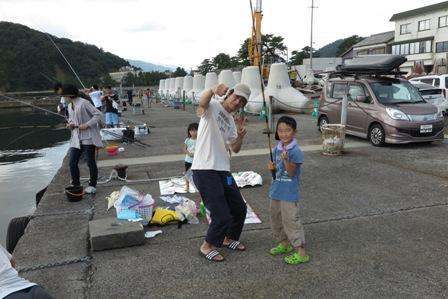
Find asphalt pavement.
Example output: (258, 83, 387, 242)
(12, 101, 448, 298)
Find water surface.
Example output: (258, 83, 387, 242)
(0, 108, 69, 247)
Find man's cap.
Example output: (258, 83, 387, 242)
(232, 83, 251, 103)
(61, 84, 79, 97)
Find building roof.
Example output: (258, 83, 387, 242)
(353, 31, 395, 48)
(389, 1, 448, 21)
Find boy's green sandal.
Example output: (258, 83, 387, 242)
(284, 252, 310, 265)
(269, 243, 293, 256)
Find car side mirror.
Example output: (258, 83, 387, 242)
(355, 95, 367, 102)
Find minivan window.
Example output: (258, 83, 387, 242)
(419, 89, 443, 96)
(370, 80, 423, 104)
(326, 82, 332, 96)
(332, 83, 346, 99)
(420, 78, 433, 85)
(446, 77, 448, 88)
(349, 84, 372, 103)
(434, 78, 440, 87)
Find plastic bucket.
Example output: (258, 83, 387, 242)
(321, 124, 345, 156)
(65, 186, 84, 202)
(106, 145, 119, 156)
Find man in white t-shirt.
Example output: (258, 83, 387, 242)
(0, 245, 54, 299)
(191, 83, 251, 262)
(89, 84, 103, 110)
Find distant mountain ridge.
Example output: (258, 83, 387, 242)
(317, 39, 344, 57)
(0, 22, 130, 92)
(127, 59, 175, 72)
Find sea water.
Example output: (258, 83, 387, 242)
(0, 108, 70, 247)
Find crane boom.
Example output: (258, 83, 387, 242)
(249, 0, 262, 66)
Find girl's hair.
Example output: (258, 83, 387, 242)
(275, 116, 297, 140)
(187, 122, 199, 137)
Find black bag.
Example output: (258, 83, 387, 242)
(122, 129, 135, 142)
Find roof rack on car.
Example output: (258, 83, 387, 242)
(330, 55, 407, 79)
(328, 70, 407, 79)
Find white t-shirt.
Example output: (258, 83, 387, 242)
(191, 98, 237, 171)
(89, 90, 103, 108)
(0, 245, 36, 298)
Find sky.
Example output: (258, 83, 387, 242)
(0, 0, 445, 70)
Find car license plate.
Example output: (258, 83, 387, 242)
(420, 124, 433, 133)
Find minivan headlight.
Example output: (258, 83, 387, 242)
(436, 111, 444, 119)
(386, 108, 410, 120)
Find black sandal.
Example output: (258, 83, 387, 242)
(223, 240, 246, 251)
(200, 249, 225, 262)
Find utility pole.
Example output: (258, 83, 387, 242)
(309, 0, 318, 70)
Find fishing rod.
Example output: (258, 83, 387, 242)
(4, 130, 37, 149)
(44, 32, 86, 89)
(249, 0, 275, 180)
(0, 93, 67, 121)
(119, 116, 156, 129)
(101, 129, 150, 147)
(40, 72, 57, 84)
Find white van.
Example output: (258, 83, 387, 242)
(409, 75, 448, 99)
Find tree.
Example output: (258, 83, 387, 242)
(288, 46, 320, 65)
(100, 73, 116, 87)
(236, 39, 250, 66)
(336, 35, 364, 56)
(0, 22, 130, 91)
(212, 53, 237, 70)
(289, 47, 309, 65)
(236, 34, 287, 66)
(172, 67, 187, 77)
(262, 34, 287, 64)
(197, 59, 214, 75)
(122, 73, 135, 86)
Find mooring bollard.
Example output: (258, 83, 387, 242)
(311, 96, 319, 118)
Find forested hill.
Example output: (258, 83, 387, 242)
(0, 22, 130, 92)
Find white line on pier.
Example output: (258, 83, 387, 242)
(97, 141, 370, 168)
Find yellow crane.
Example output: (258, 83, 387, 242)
(249, 0, 262, 66)
(249, 0, 269, 79)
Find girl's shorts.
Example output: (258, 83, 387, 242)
(185, 161, 192, 171)
(105, 112, 119, 125)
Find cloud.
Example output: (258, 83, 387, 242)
(126, 22, 166, 32)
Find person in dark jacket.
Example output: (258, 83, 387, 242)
(102, 86, 120, 128)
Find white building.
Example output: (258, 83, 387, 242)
(292, 57, 342, 78)
(390, 1, 448, 73)
(109, 70, 141, 83)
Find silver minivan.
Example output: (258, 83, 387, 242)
(318, 58, 445, 146)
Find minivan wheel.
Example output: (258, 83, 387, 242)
(369, 124, 385, 146)
(318, 116, 329, 132)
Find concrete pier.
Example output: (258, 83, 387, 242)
(11, 101, 448, 298)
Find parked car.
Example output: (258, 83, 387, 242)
(409, 81, 448, 115)
(318, 55, 445, 146)
(409, 74, 448, 98)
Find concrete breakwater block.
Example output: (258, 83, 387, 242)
(89, 218, 145, 251)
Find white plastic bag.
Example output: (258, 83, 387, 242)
(174, 198, 199, 224)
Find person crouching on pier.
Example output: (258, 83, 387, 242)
(64, 84, 103, 194)
(191, 83, 251, 262)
